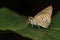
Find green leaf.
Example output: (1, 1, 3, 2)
(0, 7, 60, 40)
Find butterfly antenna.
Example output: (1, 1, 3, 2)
(23, 19, 30, 29)
(24, 22, 30, 27)
(23, 17, 33, 29)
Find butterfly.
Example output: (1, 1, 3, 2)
(28, 6, 52, 29)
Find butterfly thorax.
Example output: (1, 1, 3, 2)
(29, 17, 40, 25)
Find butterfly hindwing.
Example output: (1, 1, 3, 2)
(33, 6, 52, 28)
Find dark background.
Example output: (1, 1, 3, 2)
(0, 0, 60, 16)
(0, 0, 60, 40)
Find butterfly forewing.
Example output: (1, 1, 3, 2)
(34, 6, 52, 18)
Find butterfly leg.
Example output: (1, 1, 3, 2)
(37, 25, 41, 30)
(32, 24, 34, 28)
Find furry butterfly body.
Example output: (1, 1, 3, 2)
(29, 6, 52, 28)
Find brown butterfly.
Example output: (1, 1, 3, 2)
(29, 6, 52, 29)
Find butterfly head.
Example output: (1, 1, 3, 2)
(28, 17, 34, 23)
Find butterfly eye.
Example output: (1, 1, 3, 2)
(29, 17, 33, 21)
